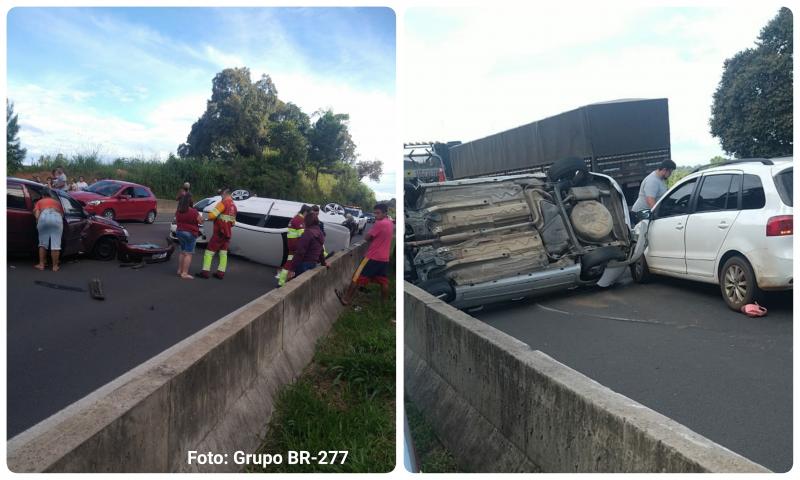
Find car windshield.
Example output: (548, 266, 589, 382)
(344, 208, 361, 217)
(86, 181, 119, 197)
(775, 168, 793, 206)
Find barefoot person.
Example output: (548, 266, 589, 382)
(336, 203, 393, 305)
(174, 192, 203, 280)
(33, 193, 64, 272)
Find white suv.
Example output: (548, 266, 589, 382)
(632, 158, 793, 310)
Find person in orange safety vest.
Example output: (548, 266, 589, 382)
(196, 187, 237, 279)
(276, 204, 311, 287)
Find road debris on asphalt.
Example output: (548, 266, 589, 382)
(33, 280, 86, 293)
(89, 278, 105, 300)
(741, 302, 768, 317)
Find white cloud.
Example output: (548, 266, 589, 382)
(262, 69, 397, 179)
(12, 82, 207, 161)
(404, 5, 784, 167)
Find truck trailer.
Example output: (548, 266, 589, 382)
(445, 98, 672, 204)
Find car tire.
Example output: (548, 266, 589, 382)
(580, 246, 626, 280)
(630, 256, 651, 283)
(720, 256, 761, 311)
(547, 157, 590, 186)
(92, 236, 118, 261)
(102, 209, 115, 221)
(417, 277, 455, 302)
(144, 210, 156, 224)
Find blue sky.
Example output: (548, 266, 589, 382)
(7, 7, 396, 199)
(404, 4, 786, 167)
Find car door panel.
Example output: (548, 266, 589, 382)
(58, 195, 89, 256)
(114, 187, 132, 220)
(644, 177, 698, 275)
(646, 215, 688, 273)
(7, 183, 37, 254)
(684, 174, 742, 278)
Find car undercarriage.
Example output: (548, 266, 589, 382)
(405, 167, 640, 308)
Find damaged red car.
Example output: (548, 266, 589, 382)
(9, 178, 174, 262)
(8, 177, 130, 260)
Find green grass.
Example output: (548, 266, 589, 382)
(405, 399, 461, 473)
(246, 281, 396, 473)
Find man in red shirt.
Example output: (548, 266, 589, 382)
(336, 203, 394, 304)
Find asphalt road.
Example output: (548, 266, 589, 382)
(7, 221, 370, 438)
(471, 272, 792, 472)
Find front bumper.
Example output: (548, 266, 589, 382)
(118, 242, 175, 263)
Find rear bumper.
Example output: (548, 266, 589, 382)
(747, 245, 793, 290)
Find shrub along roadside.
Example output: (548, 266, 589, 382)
(14, 152, 377, 208)
(246, 279, 396, 473)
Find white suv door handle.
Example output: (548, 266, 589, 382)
(718, 222, 729, 229)
(675, 224, 684, 230)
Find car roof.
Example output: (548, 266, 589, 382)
(94, 179, 149, 189)
(692, 157, 793, 176)
(7, 177, 45, 188)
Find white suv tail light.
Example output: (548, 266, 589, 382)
(766, 215, 793, 236)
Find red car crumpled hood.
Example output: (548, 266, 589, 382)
(70, 191, 105, 204)
(88, 214, 122, 229)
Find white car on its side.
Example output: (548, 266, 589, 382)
(170, 196, 352, 267)
(631, 157, 793, 310)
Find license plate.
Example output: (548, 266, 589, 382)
(152, 252, 167, 260)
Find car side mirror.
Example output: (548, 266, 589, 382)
(636, 209, 652, 221)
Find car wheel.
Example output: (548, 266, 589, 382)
(144, 210, 156, 224)
(102, 209, 115, 221)
(547, 157, 590, 186)
(630, 256, 651, 283)
(417, 278, 455, 303)
(580, 246, 626, 280)
(92, 236, 118, 261)
(720, 256, 761, 311)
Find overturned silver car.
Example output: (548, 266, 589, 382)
(405, 158, 646, 309)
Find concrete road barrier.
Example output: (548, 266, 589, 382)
(404, 282, 770, 473)
(7, 242, 369, 473)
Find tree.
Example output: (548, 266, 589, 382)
(306, 110, 357, 183)
(710, 8, 793, 158)
(7, 100, 27, 173)
(356, 159, 383, 182)
(709, 155, 727, 165)
(178, 68, 279, 159)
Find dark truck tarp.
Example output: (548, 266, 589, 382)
(449, 99, 670, 180)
